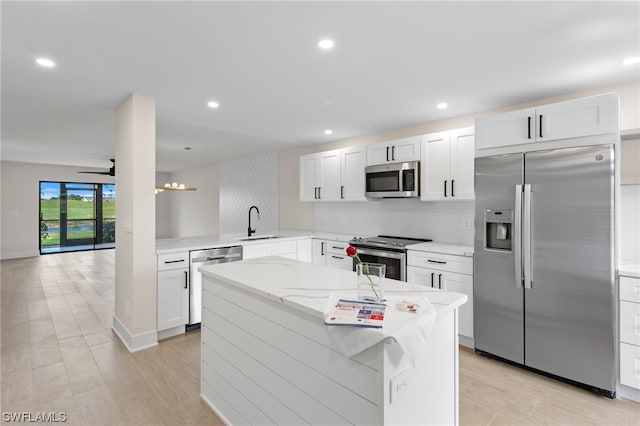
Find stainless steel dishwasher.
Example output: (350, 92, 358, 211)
(188, 245, 242, 329)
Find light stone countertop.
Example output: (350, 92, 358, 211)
(199, 256, 467, 320)
(156, 230, 357, 254)
(406, 241, 474, 257)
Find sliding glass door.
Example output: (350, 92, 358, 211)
(40, 181, 116, 254)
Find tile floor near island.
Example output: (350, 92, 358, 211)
(1, 250, 638, 425)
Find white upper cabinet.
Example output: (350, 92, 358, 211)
(299, 150, 341, 201)
(475, 93, 617, 150)
(366, 136, 420, 165)
(300, 146, 365, 202)
(421, 127, 475, 201)
(340, 146, 366, 201)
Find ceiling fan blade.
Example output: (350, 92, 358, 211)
(77, 171, 112, 175)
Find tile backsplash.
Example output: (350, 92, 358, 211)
(219, 152, 279, 235)
(314, 199, 475, 245)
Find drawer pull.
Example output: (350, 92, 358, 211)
(332, 246, 345, 250)
(331, 255, 344, 260)
(164, 259, 185, 264)
(427, 259, 447, 265)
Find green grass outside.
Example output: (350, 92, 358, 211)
(40, 199, 115, 220)
(40, 199, 115, 246)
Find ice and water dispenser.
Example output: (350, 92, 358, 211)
(484, 209, 513, 251)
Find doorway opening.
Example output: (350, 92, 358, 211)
(39, 181, 116, 254)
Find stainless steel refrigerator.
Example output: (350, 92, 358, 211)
(474, 144, 616, 397)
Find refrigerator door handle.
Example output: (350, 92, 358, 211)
(523, 184, 532, 289)
(514, 185, 523, 288)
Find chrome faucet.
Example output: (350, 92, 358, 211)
(248, 205, 260, 237)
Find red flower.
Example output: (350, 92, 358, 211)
(346, 245, 357, 257)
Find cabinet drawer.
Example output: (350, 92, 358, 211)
(620, 277, 640, 304)
(326, 253, 353, 271)
(620, 300, 640, 346)
(620, 342, 640, 389)
(157, 251, 189, 271)
(327, 240, 349, 254)
(407, 251, 472, 275)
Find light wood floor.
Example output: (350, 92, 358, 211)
(1, 250, 638, 425)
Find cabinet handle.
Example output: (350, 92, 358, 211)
(444, 180, 448, 197)
(527, 116, 532, 139)
(438, 273, 443, 289)
(392, 146, 396, 161)
(318, 187, 321, 199)
(386, 146, 390, 162)
(451, 179, 455, 197)
(428, 259, 447, 264)
(332, 246, 344, 250)
(341, 185, 344, 199)
(321, 242, 326, 256)
(164, 259, 185, 264)
(314, 187, 317, 199)
(431, 272, 435, 287)
(184, 271, 188, 289)
(539, 114, 543, 138)
(331, 255, 344, 259)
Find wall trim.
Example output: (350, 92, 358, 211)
(0, 250, 40, 260)
(112, 314, 158, 353)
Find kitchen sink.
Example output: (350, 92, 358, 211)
(237, 235, 283, 241)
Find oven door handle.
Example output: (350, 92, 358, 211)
(353, 247, 406, 260)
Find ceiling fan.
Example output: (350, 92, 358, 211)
(77, 158, 115, 177)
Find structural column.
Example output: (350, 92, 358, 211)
(113, 94, 157, 351)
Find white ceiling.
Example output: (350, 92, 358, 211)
(1, 1, 639, 173)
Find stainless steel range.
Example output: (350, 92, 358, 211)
(349, 235, 432, 281)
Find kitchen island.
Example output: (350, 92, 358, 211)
(199, 256, 467, 425)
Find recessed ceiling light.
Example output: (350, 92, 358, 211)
(318, 39, 334, 50)
(623, 56, 640, 65)
(324, 129, 333, 135)
(36, 57, 55, 68)
(207, 101, 219, 108)
(437, 102, 448, 110)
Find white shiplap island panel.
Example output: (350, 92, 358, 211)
(199, 257, 467, 425)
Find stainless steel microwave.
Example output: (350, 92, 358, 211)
(365, 161, 420, 198)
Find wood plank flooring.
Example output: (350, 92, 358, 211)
(1, 250, 638, 425)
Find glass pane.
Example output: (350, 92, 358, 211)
(40, 182, 60, 249)
(66, 185, 95, 220)
(66, 220, 95, 242)
(102, 184, 116, 220)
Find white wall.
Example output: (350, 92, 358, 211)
(0, 161, 115, 259)
(165, 164, 219, 238)
(155, 172, 171, 238)
(219, 152, 278, 235)
(620, 184, 640, 263)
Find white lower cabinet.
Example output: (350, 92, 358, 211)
(157, 251, 189, 333)
(326, 240, 353, 271)
(620, 275, 640, 394)
(311, 239, 327, 265)
(312, 239, 352, 271)
(407, 250, 474, 344)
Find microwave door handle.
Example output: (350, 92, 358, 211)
(392, 146, 396, 161)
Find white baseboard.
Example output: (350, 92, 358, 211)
(201, 393, 232, 426)
(112, 314, 158, 353)
(618, 384, 640, 402)
(0, 250, 40, 260)
(459, 334, 474, 348)
(157, 325, 186, 340)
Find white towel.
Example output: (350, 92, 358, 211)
(323, 292, 437, 366)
